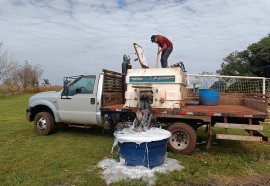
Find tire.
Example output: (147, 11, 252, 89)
(167, 122, 197, 154)
(34, 112, 55, 136)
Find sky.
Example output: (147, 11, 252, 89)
(0, 0, 270, 85)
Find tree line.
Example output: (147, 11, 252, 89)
(0, 42, 43, 92)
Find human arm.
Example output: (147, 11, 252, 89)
(157, 44, 167, 55)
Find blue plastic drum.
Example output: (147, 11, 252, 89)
(199, 89, 219, 105)
(118, 139, 168, 168)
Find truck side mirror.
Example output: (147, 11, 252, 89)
(63, 79, 69, 96)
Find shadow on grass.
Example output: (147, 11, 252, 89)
(53, 124, 114, 138)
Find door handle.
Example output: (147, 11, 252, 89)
(90, 98, 95, 104)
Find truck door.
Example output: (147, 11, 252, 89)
(58, 75, 98, 125)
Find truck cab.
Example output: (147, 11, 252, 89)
(26, 72, 106, 135)
(59, 74, 102, 125)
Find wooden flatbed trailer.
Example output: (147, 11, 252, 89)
(100, 69, 269, 154)
(102, 103, 268, 121)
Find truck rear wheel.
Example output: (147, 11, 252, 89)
(167, 122, 197, 154)
(34, 112, 55, 136)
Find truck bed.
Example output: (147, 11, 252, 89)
(101, 104, 269, 119)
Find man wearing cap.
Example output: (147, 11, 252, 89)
(151, 35, 173, 68)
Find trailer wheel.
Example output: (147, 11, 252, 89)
(34, 112, 55, 136)
(167, 122, 197, 154)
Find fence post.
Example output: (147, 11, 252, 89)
(263, 78, 266, 95)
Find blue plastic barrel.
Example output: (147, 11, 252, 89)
(199, 89, 219, 105)
(118, 139, 168, 168)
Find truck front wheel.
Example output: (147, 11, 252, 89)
(167, 122, 197, 154)
(34, 112, 55, 136)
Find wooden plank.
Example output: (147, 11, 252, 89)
(218, 98, 243, 105)
(243, 98, 268, 114)
(216, 134, 262, 141)
(104, 78, 122, 81)
(104, 81, 122, 84)
(182, 105, 268, 118)
(102, 92, 123, 106)
(244, 93, 270, 101)
(215, 123, 263, 131)
(103, 90, 122, 92)
(104, 82, 122, 86)
(206, 123, 212, 149)
(224, 117, 228, 134)
(104, 77, 122, 81)
(102, 69, 122, 76)
(248, 130, 268, 142)
(103, 86, 122, 90)
(103, 85, 122, 88)
(102, 69, 123, 93)
(103, 87, 122, 90)
(248, 118, 253, 136)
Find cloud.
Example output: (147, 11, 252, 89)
(0, 0, 270, 84)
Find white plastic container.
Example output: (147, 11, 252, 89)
(124, 67, 187, 109)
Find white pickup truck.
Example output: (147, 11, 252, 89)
(26, 44, 269, 154)
(26, 69, 126, 133)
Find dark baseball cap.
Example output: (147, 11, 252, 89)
(151, 35, 156, 42)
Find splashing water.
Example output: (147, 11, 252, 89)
(98, 157, 185, 185)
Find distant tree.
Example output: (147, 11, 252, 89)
(2, 59, 43, 92)
(1, 42, 43, 92)
(248, 34, 270, 77)
(217, 34, 270, 77)
(0, 42, 10, 82)
(42, 79, 51, 86)
(1, 43, 19, 91)
(17, 61, 43, 90)
(216, 50, 254, 76)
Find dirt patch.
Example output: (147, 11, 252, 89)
(187, 173, 270, 186)
(224, 173, 270, 186)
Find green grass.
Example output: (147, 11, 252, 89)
(0, 94, 270, 185)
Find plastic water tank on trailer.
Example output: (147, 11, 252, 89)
(199, 89, 219, 105)
(124, 67, 187, 109)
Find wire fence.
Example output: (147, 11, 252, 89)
(266, 78, 270, 94)
(187, 74, 269, 95)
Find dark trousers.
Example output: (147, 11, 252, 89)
(161, 46, 173, 68)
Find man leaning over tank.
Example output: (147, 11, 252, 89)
(151, 34, 173, 68)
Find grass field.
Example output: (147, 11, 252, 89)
(0, 94, 270, 185)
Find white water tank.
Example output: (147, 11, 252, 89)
(124, 67, 187, 109)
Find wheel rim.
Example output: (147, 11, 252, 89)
(170, 130, 190, 150)
(37, 117, 47, 131)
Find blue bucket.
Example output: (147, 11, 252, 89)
(118, 139, 168, 168)
(199, 89, 219, 105)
